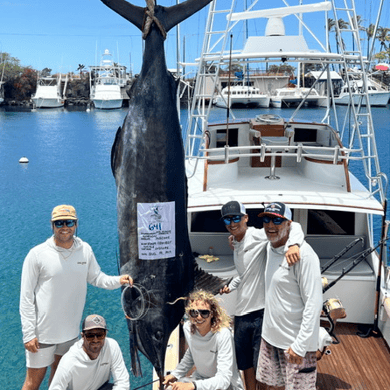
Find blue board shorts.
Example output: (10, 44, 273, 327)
(234, 309, 264, 370)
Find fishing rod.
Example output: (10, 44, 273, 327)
(322, 237, 389, 294)
(321, 236, 364, 273)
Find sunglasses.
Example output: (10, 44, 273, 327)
(53, 220, 76, 228)
(262, 216, 286, 225)
(189, 309, 211, 319)
(222, 215, 242, 225)
(83, 331, 106, 340)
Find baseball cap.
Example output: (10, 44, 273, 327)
(258, 202, 292, 221)
(82, 314, 108, 331)
(51, 205, 78, 221)
(221, 201, 246, 218)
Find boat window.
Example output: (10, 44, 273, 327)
(294, 128, 317, 143)
(307, 210, 354, 235)
(190, 208, 265, 232)
(216, 128, 239, 148)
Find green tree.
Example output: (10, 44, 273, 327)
(376, 27, 390, 52)
(364, 23, 376, 58)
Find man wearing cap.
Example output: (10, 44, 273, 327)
(219, 201, 304, 390)
(20, 205, 133, 390)
(256, 202, 322, 389)
(49, 314, 129, 390)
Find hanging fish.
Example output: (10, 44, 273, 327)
(102, 0, 226, 379)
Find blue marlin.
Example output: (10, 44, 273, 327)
(102, 0, 225, 379)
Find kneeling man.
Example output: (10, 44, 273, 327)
(49, 314, 129, 390)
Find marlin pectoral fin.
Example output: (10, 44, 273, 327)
(111, 126, 123, 177)
(194, 262, 232, 295)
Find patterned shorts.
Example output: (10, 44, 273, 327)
(256, 338, 317, 390)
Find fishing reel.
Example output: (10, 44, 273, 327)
(121, 284, 150, 321)
(322, 297, 347, 345)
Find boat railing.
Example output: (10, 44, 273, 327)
(197, 143, 363, 165)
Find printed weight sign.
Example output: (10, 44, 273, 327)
(137, 202, 175, 260)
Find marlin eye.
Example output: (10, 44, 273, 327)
(154, 331, 163, 342)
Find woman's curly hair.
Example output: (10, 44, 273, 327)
(185, 289, 231, 334)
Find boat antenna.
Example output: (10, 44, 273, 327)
(226, 34, 233, 147)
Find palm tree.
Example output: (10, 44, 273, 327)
(76, 64, 85, 78)
(376, 27, 390, 52)
(327, 18, 349, 52)
(364, 23, 376, 58)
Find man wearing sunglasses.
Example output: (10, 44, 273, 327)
(219, 201, 304, 390)
(20, 205, 133, 390)
(49, 314, 129, 390)
(256, 202, 322, 390)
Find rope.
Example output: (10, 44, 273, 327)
(142, 0, 167, 40)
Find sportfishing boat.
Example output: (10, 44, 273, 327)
(89, 49, 127, 110)
(31, 73, 67, 108)
(213, 85, 270, 108)
(334, 71, 390, 107)
(270, 86, 327, 107)
(181, 0, 390, 388)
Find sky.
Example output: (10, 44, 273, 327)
(0, 0, 389, 76)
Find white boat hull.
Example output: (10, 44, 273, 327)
(31, 97, 65, 108)
(92, 99, 123, 109)
(215, 96, 270, 108)
(334, 91, 390, 107)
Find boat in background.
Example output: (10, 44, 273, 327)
(213, 84, 270, 108)
(89, 49, 127, 110)
(270, 86, 327, 107)
(31, 73, 67, 108)
(182, 0, 390, 388)
(334, 70, 390, 106)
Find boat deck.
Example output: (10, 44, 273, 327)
(317, 322, 390, 389)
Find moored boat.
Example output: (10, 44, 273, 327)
(214, 85, 270, 108)
(31, 73, 67, 108)
(270, 86, 327, 107)
(89, 49, 127, 110)
(181, 0, 390, 388)
(334, 72, 390, 107)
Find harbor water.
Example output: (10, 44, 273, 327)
(0, 104, 389, 388)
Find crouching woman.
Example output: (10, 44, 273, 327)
(163, 290, 244, 390)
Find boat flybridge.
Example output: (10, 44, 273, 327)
(179, 0, 390, 388)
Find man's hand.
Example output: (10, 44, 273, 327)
(219, 285, 230, 295)
(286, 347, 303, 365)
(120, 274, 133, 286)
(163, 374, 177, 388)
(24, 337, 39, 353)
(286, 245, 300, 266)
(228, 235, 234, 251)
(170, 382, 196, 390)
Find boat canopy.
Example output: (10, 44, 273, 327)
(306, 71, 342, 80)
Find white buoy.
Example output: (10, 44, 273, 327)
(19, 157, 29, 164)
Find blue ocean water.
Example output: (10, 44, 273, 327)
(0, 104, 389, 388)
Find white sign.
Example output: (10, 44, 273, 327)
(137, 202, 176, 260)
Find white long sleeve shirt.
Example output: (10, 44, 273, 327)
(228, 223, 304, 316)
(262, 241, 323, 357)
(48, 337, 130, 390)
(20, 236, 122, 344)
(171, 321, 244, 390)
